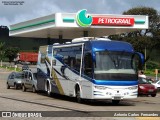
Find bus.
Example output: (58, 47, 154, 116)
(37, 37, 144, 104)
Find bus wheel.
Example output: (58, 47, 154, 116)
(112, 100, 120, 105)
(76, 87, 83, 103)
(47, 82, 51, 96)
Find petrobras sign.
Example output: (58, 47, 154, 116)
(76, 9, 144, 27)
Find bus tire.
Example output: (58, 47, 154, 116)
(76, 86, 83, 103)
(46, 82, 51, 96)
(112, 100, 120, 105)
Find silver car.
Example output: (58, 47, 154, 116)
(7, 72, 23, 89)
(21, 70, 38, 93)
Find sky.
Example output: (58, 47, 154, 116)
(0, 0, 160, 27)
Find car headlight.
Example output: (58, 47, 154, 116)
(153, 85, 157, 89)
(94, 86, 108, 90)
(127, 86, 138, 90)
(139, 86, 145, 89)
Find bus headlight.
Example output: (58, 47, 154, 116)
(127, 86, 138, 90)
(94, 86, 107, 90)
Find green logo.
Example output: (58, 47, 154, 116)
(76, 9, 93, 27)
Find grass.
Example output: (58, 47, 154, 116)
(144, 69, 160, 78)
(0, 65, 21, 72)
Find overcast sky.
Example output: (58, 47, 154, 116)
(0, 0, 160, 27)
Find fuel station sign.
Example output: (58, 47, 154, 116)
(92, 17, 134, 26)
(76, 9, 145, 27)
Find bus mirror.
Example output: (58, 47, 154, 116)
(135, 52, 144, 65)
(133, 52, 144, 70)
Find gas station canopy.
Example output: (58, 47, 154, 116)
(9, 10, 149, 39)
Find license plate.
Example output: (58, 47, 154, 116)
(148, 89, 153, 92)
(114, 96, 121, 100)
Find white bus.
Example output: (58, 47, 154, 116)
(37, 37, 144, 104)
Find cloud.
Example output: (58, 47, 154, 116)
(0, 0, 160, 27)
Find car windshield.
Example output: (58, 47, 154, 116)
(139, 77, 151, 84)
(153, 80, 160, 84)
(94, 51, 138, 80)
(15, 73, 23, 79)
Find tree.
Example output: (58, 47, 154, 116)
(110, 7, 160, 63)
(0, 42, 5, 66)
(123, 7, 159, 28)
(5, 47, 19, 65)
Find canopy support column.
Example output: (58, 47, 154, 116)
(59, 35, 63, 43)
(47, 37, 51, 45)
(83, 31, 88, 37)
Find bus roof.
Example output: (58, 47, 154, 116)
(50, 39, 134, 53)
(90, 40, 134, 52)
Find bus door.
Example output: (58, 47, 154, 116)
(68, 46, 83, 96)
(80, 52, 93, 99)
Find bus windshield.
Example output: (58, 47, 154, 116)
(94, 51, 138, 80)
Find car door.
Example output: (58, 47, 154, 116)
(24, 71, 30, 88)
(7, 74, 12, 86)
(9, 73, 15, 87)
(28, 71, 33, 89)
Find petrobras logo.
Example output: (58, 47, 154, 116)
(76, 9, 93, 27)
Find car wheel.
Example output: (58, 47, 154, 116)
(14, 83, 18, 90)
(32, 86, 36, 93)
(22, 85, 26, 92)
(112, 100, 120, 105)
(7, 83, 10, 89)
(151, 94, 156, 97)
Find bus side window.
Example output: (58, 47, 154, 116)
(70, 57, 76, 68)
(63, 55, 69, 65)
(84, 53, 93, 78)
(75, 54, 81, 72)
(41, 53, 45, 63)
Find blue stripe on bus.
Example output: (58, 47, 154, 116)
(92, 80, 138, 86)
(93, 94, 104, 96)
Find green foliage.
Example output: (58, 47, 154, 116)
(123, 7, 159, 29)
(144, 69, 160, 77)
(0, 42, 5, 60)
(0, 66, 21, 72)
(5, 47, 20, 62)
(144, 61, 160, 77)
(110, 7, 160, 65)
(146, 61, 160, 70)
